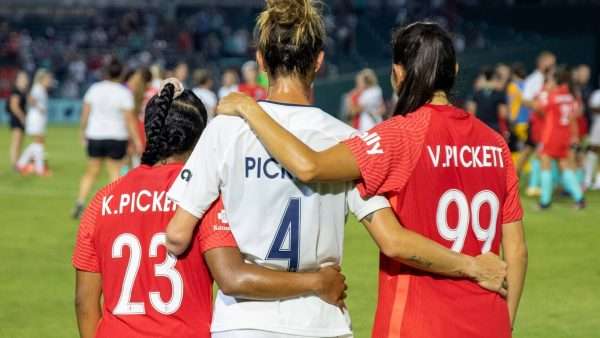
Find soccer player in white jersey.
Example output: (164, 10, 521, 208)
(166, 1, 508, 337)
(17, 69, 53, 176)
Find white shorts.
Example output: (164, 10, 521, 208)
(589, 115, 600, 146)
(25, 111, 47, 136)
(212, 330, 352, 338)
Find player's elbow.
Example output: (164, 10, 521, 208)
(294, 160, 319, 183)
(74, 292, 94, 316)
(377, 236, 406, 260)
(165, 231, 189, 256)
(506, 241, 528, 269)
(514, 243, 529, 266)
(216, 273, 252, 297)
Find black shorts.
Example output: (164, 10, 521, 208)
(525, 125, 537, 148)
(87, 139, 128, 160)
(8, 113, 25, 131)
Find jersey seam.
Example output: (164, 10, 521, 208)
(391, 110, 433, 194)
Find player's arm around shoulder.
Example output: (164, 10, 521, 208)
(216, 93, 362, 183)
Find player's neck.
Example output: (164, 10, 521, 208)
(429, 91, 450, 105)
(153, 154, 189, 167)
(266, 77, 312, 106)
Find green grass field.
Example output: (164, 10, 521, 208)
(0, 126, 599, 338)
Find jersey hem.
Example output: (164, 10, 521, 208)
(200, 243, 238, 255)
(210, 323, 352, 337)
(72, 263, 100, 273)
(353, 197, 390, 220)
(168, 194, 204, 219)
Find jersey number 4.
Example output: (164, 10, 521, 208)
(436, 189, 500, 253)
(266, 198, 300, 272)
(112, 232, 183, 315)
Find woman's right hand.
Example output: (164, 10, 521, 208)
(471, 252, 508, 297)
(216, 92, 259, 118)
(314, 265, 347, 306)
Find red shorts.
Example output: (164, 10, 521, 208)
(540, 139, 570, 159)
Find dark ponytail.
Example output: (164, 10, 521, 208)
(392, 22, 456, 116)
(141, 85, 207, 166)
(554, 65, 577, 96)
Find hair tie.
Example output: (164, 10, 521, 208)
(159, 77, 184, 99)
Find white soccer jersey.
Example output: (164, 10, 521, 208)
(522, 70, 544, 101)
(26, 84, 48, 135)
(168, 100, 389, 337)
(83, 80, 134, 141)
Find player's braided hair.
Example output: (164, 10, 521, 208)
(141, 83, 207, 166)
(256, 0, 325, 82)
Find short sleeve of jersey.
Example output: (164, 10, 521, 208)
(497, 135, 524, 223)
(121, 89, 135, 111)
(342, 110, 431, 197)
(83, 85, 94, 104)
(72, 181, 118, 272)
(522, 73, 543, 101)
(167, 117, 232, 219)
(197, 197, 237, 253)
(347, 187, 390, 221)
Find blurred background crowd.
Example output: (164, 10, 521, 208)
(1, 0, 571, 101)
(2, 0, 600, 199)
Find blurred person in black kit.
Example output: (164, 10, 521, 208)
(468, 66, 509, 138)
(7, 71, 30, 169)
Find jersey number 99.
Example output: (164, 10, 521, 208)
(436, 189, 500, 253)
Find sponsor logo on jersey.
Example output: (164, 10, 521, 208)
(245, 156, 293, 179)
(101, 190, 177, 216)
(213, 209, 231, 231)
(427, 145, 505, 168)
(180, 169, 192, 182)
(360, 132, 384, 155)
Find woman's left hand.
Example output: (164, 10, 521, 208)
(216, 92, 258, 118)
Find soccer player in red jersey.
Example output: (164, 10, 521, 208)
(72, 80, 347, 338)
(238, 61, 267, 101)
(217, 22, 527, 338)
(536, 66, 585, 209)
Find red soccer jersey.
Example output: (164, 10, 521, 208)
(529, 111, 544, 144)
(72, 164, 236, 338)
(344, 104, 523, 338)
(538, 85, 578, 159)
(238, 83, 267, 101)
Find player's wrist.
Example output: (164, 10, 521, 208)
(308, 271, 325, 296)
(461, 255, 479, 279)
(239, 100, 262, 120)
